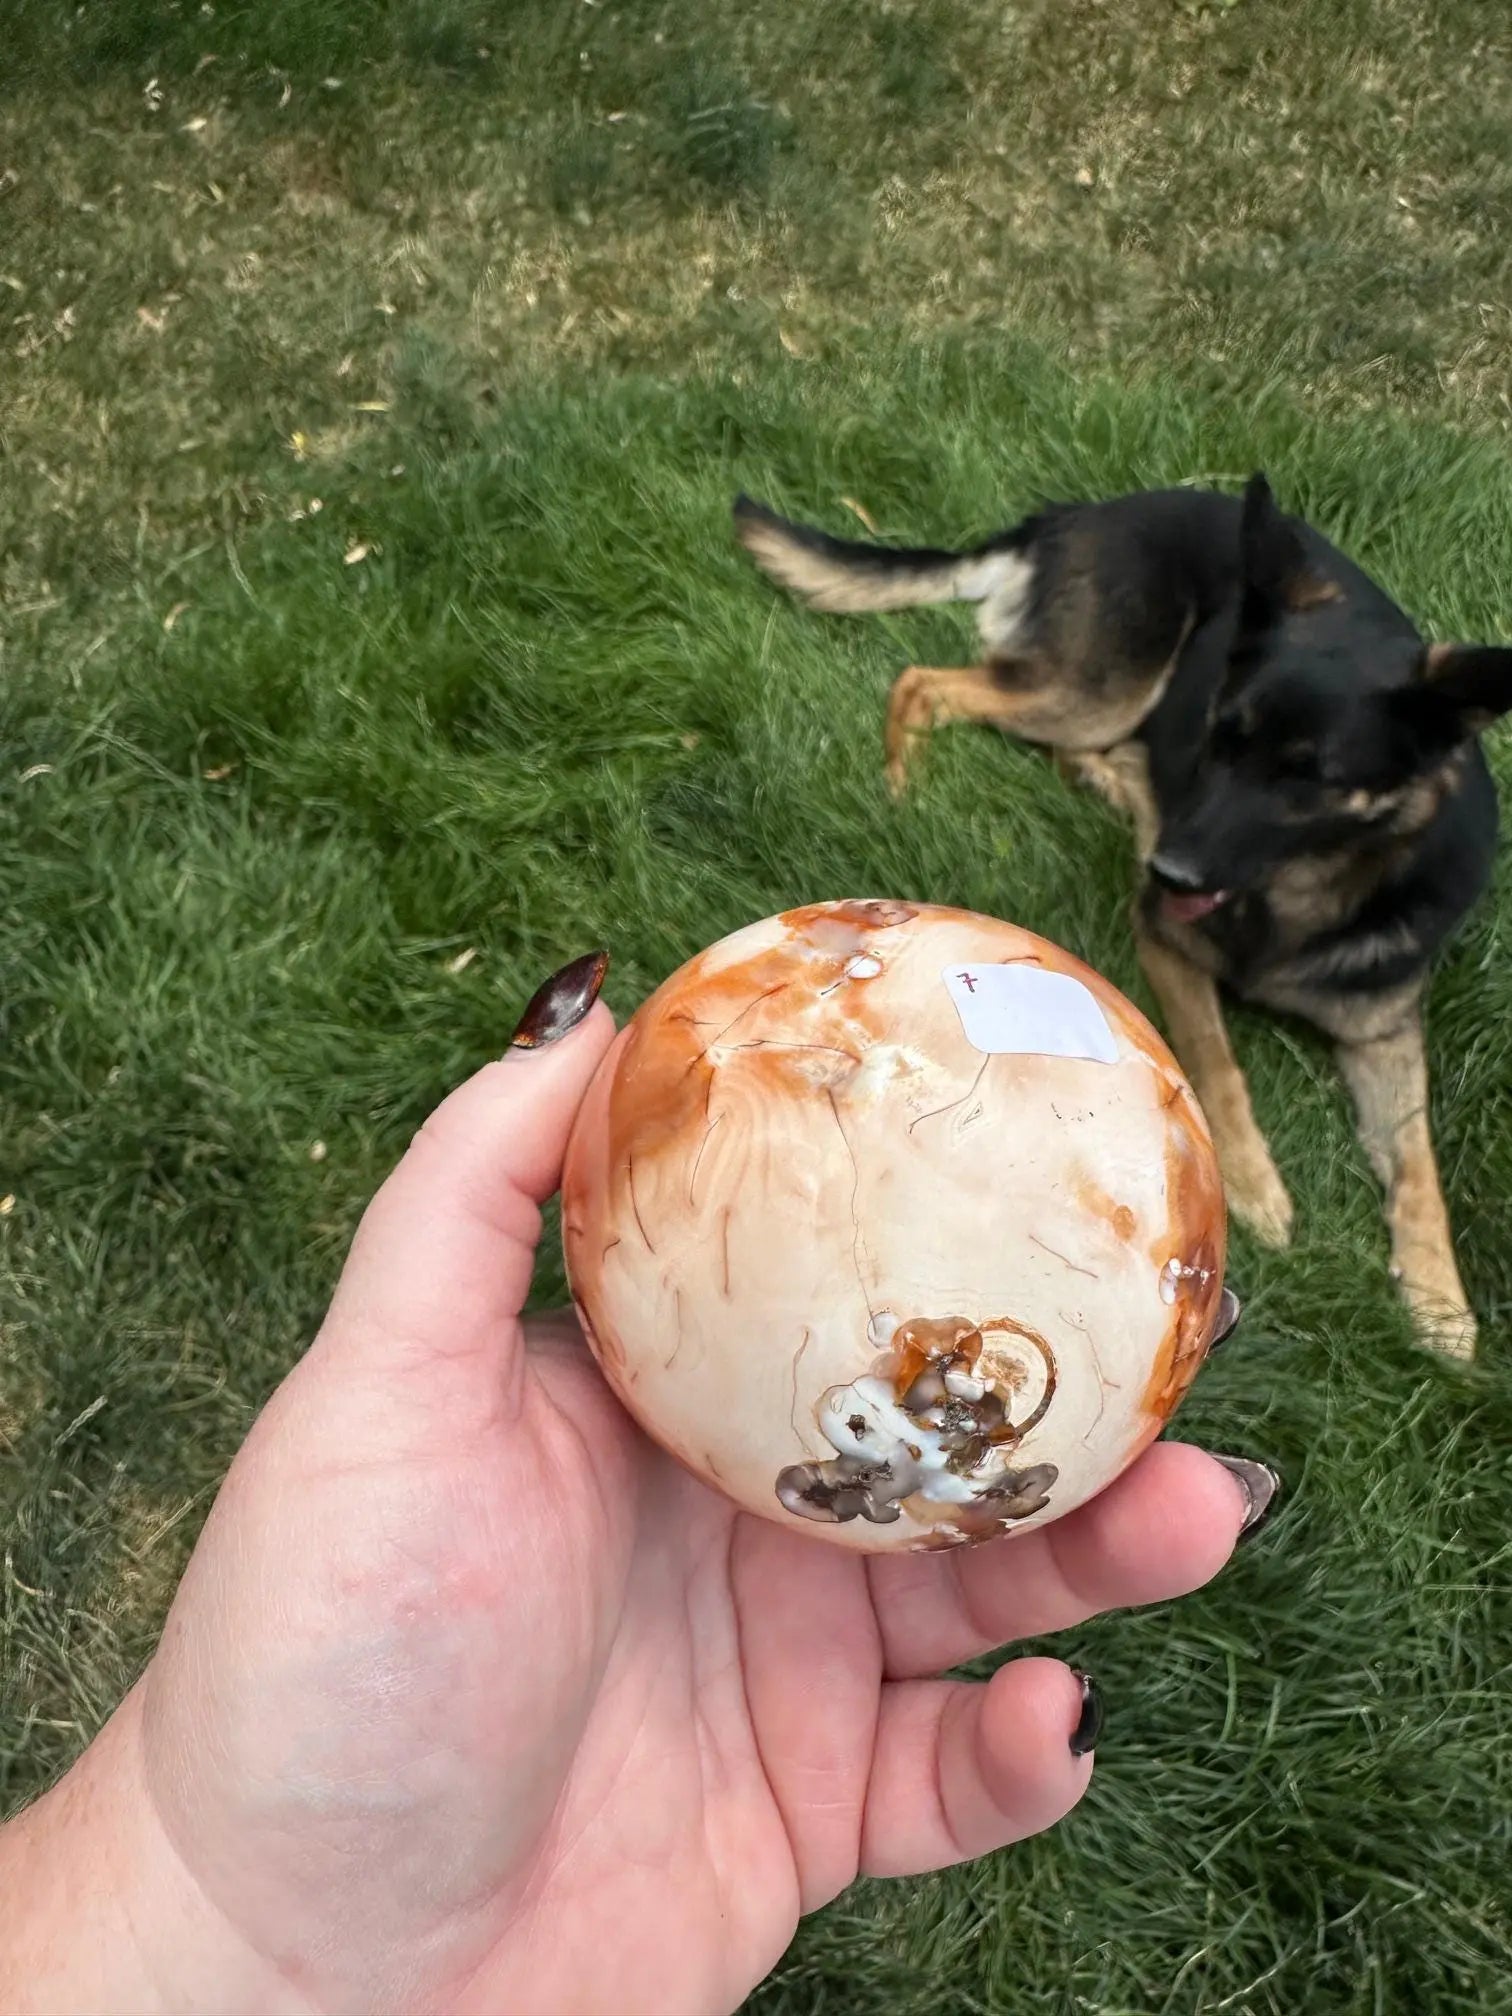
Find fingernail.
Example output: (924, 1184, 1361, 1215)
(1068, 1670, 1103, 1758)
(1210, 1453, 1282, 1543)
(1209, 1286, 1241, 1351)
(507, 951, 609, 1051)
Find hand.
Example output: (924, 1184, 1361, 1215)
(1, 955, 1275, 2016)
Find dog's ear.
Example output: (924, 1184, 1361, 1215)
(1416, 644, 1512, 734)
(1388, 644, 1512, 758)
(1239, 471, 1342, 625)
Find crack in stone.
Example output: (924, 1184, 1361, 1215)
(686, 980, 794, 1075)
(908, 1055, 990, 1136)
(789, 1325, 813, 1438)
(725, 1038, 860, 1068)
(688, 1111, 724, 1206)
(825, 1084, 874, 1321)
(1059, 1307, 1116, 1448)
(665, 1286, 686, 1370)
(626, 1150, 656, 1256)
(1031, 1234, 1098, 1280)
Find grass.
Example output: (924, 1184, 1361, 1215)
(3, 2, 1512, 2010)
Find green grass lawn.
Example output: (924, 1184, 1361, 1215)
(4, 2, 1512, 2009)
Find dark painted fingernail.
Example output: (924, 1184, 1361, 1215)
(507, 951, 609, 1051)
(1209, 1286, 1241, 1350)
(1068, 1670, 1103, 1758)
(1210, 1454, 1282, 1543)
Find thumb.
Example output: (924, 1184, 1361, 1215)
(321, 955, 616, 1380)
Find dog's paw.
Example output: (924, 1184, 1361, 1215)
(1394, 1262, 1478, 1363)
(1222, 1153, 1295, 1249)
(882, 667, 931, 799)
(1055, 750, 1120, 803)
(884, 753, 913, 800)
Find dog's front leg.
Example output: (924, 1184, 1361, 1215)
(1056, 745, 1160, 855)
(1135, 930, 1295, 1249)
(883, 665, 1012, 797)
(1335, 1015, 1476, 1360)
(884, 662, 1072, 797)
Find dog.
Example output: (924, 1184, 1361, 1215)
(733, 474, 1512, 1359)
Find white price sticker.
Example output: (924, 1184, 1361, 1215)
(942, 963, 1119, 1064)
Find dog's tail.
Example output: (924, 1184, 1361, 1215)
(733, 495, 1026, 615)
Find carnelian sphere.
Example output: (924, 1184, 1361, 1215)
(561, 900, 1228, 1553)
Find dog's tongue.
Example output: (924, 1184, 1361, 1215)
(1162, 888, 1231, 924)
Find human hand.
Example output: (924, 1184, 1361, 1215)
(1, 953, 1278, 2016)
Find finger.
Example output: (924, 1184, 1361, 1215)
(868, 1442, 1249, 1680)
(323, 1000, 617, 1368)
(861, 1657, 1091, 1878)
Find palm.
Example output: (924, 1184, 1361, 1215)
(141, 1311, 880, 2015)
(455, 1318, 877, 2015)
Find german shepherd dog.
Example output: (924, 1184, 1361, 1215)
(734, 475, 1512, 1359)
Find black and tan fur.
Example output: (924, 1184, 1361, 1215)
(734, 477, 1512, 1358)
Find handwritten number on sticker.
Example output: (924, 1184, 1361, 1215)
(941, 964, 1119, 1064)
